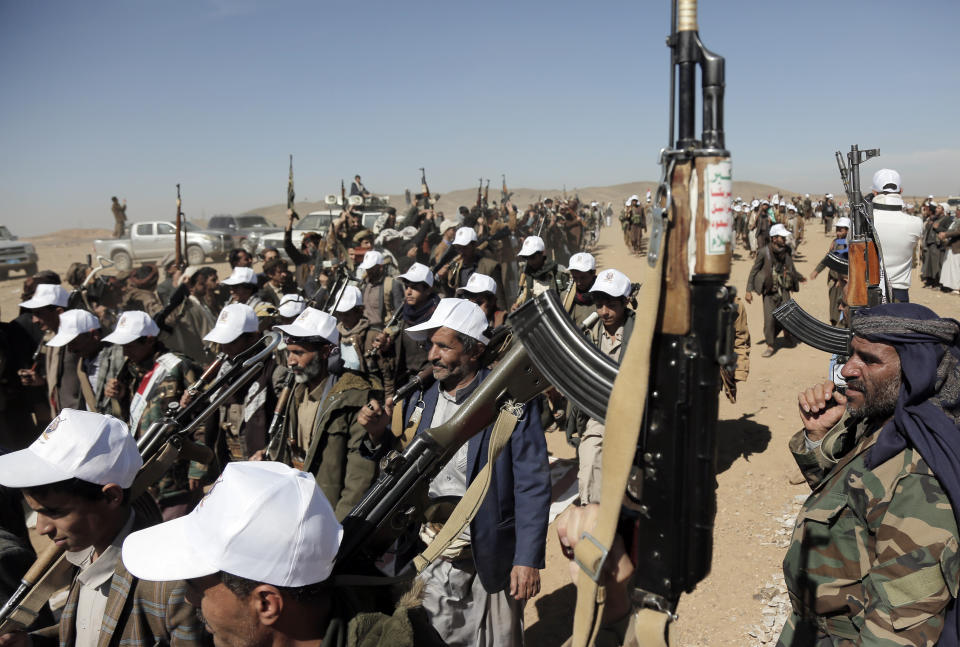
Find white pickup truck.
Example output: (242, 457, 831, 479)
(93, 221, 236, 270)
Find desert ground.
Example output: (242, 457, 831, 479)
(4, 211, 958, 646)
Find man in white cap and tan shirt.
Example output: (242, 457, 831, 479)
(867, 168, 923, 302)
(357, 250, 394, 328)
(46, 309, 125, 416)
(186, 303, 276, 475)
(102, 311, 200, 517)
(566, 269, 637, 503)
(0, 409, 203, 647)
(563, 252, 597, 327)
(362, 298, 550, 647)
(271, 307, 390, 519)
(120, 461, 437, 647)
(512, 235, 566, 310)
(746, 223, 805, 356)
(16, 284, 81, 418)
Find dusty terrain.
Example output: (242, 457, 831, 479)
(4, 211, 958, 646)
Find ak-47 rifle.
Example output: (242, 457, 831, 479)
(419, 167, 431, 207)
(0, 332, 281, 634)
(287, 154, 298, 221)
(476, 178, 483, 212)
(516, 1, 736, 642)
(265, 369, 297, 462)
(501, 174, 512, 205)
(174, 184, 184, 269)
(773, 144, 886, 355)
(483, 179, 489, 209)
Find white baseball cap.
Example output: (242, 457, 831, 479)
(398, 262, 434, 287)
(19, 284, 69, 310)
(406, 298, 490, 344)
(278, 294, 306, 318)
(274, 307, 339, 345)
(47, 309, 101, 347)
(333, 285, 363, 313)
(787, 204, 797, 212)
(453, 227, 478, 247)
(518, 236, 546, 258)
(626, 194, 640, 205)
(732, 204, 742, 213)
(221, 266, 258, 286)
(102, 311, 160, 345)
(203, 303, 259, 344)
(826, 193, 834, 199)
(121, 462, 342, 587)
(456, 273, 497, 296)
(0, 409, 141, 489)
(751, 199, 760, 208)
(589, 269, 632, 298)
(568, 252, 596, 272)
(872, 168, 901, 194)
(769, 224, 790, 238)
(835, 217, 852, 229)
(358, 250, 384, 271)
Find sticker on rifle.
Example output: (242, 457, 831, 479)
(705, 160, 733, 255)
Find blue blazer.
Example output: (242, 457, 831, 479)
(403, 367, 551, 593)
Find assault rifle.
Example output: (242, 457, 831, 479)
(0, 332, 281, 634)
(501, 174, 512, 205)
(287, 154, 298, 221)
(419, 167, 431, 205)
(773, 144, 887, 355)
(175, 184, 184, 269)
(475, 178, 483, 212)
(483, 179, 489, 209)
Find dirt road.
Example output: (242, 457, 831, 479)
(521, 219, 958, 645)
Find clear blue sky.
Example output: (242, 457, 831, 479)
(2, 0, 957, 235)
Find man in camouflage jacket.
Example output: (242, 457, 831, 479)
(777, 304, 960, 646)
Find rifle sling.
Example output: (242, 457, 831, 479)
(412, 403, 521, 573)
(570, 207, 669, 647)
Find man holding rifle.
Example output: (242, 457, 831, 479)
(776, 304, 960, 645)
(0, 409, 203, 647)
(364, 298, 550, 647)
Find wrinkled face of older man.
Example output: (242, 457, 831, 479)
(840, 336, 901, 423)
(427, 327, 483, 389)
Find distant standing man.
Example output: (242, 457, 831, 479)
(111, 196, 127, 239)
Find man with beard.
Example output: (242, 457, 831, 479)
(777, 304, 960, 646)
(162, 266, 218, 366)
(363, 298, 550, 647)
(273, 307, 389, 520)
(512, 236, 567, 310)
(745, 224, 805, 357)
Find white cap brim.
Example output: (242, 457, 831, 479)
(203, 326, 243, 345)
(102, 329, 141, 345)
(122, 514, 219, 582)
(274, 322, 337, 344)
(46, 329, 80, 347)
(0, 448, 74, 488)
(19, 297, 54, 310)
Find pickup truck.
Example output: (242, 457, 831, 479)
(206, 214, 281, 254)
(93, 221, 236, 271)
(255, 210, 383, 260)
(0, 225, 38, 279)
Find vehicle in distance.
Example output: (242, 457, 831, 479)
(93, 221, 236, 270)
(255, 209, 385, 259)
(0, 225, 38, 279)
(206, 214, 281, 254)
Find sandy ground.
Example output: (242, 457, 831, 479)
(4, 220, 959, 645)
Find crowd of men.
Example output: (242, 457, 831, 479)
(1, 173, 959, 647)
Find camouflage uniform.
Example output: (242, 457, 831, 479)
(777, 414, 960, 646)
